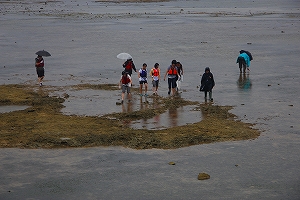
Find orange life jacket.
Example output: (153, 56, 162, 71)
(168, 67, 177, 75)
(152, 68, 159, 76)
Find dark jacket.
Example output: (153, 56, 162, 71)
(123, 59, 136, 75)
(201, 71, 215, 92)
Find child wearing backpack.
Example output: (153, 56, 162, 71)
(119, 71, 132, 104)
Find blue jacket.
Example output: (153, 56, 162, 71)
(236, 53, 250, 67)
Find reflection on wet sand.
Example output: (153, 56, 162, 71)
(128, 95, 201, 130)
(139, 96, 149, 129)
(121, 100, 133, 126)
(168, 108, 178, 127)
(152, 96, 161, 128)
(121, 101, 133, 113)
(237, 73, 252, 91)
(200, 102, 212, 120)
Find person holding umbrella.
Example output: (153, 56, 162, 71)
(35, 50, 51, 86)
(236, 50, 252, 73)
(35, 55, 45, 86)
(123, 58, 137, 76)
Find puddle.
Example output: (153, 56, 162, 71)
(128, 105, 202, 130)
(61, 89, 121, 116)
(59, 89, 202, 129)
(0, 105, 29, 113)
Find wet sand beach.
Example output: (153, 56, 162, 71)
(0, 0, 300, 199)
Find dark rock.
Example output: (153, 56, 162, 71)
(198, 173, 210, 180)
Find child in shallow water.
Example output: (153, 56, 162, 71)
(200, 67, 215, 102)
(138, 63, 148, 96)
(119, 71, 132, 104)
(150, 63, 160, 95)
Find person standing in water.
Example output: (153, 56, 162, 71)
(138, 63, 148, 96)
(176, 61, 184, 91)
(236, 50, 251, 73)
(200, 67, 215, 102)
(123, 58, 137, 76)
(164, 60, 180, 96)
(119, 71, 132, 104)
(150, 63, 160, 95)
(35, 55, 45, 86)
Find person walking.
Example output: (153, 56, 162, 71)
(200, 67, 215, 102)
(236, 50, 251, 73)
(176, 61, 184, 90)
(138, 63, 148, 96)
(164, 60, 180, 96)
(119, 71, 132, 104)
(150, 63, 160, 95)
(35, 55, 45, 86)
(123, 58, 137, 76)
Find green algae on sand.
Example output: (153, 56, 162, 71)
(0, 84, 260, 149)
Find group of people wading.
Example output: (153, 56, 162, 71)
(118, 49, 252, 104)
(35, 50, 251, 104)
(119, 59, 184, 104)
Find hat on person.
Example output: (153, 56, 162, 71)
(172, 60, 177, 65)
(205, 67, 210, 72)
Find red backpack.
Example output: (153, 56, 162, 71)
(125, 61, 132, 70)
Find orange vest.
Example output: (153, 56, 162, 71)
(152, 68, 159, 76)
(168, 67, 177, 75)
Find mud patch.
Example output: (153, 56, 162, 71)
(0, 105, 29, 113)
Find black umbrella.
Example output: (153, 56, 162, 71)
(35, 50, 51, 57)
(240, 50, 253, 61)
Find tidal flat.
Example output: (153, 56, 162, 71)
(0, 84, 259, 149)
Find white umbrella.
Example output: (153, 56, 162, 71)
(117, 52, 132, 60)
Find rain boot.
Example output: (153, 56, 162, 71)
(209, 91, 213, 101)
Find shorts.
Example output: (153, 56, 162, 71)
(36, 67, 44, 77)
(152, 80, 159, 87)
(139, 80, 148, 84)
(122, 85, 130, 93)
